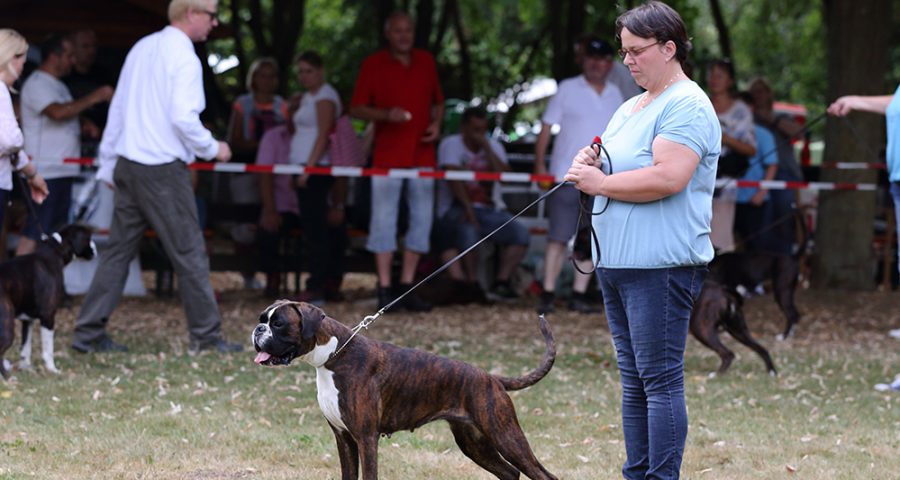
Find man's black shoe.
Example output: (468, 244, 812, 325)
(536, 291, 555, 315)
(189, 339, 244, 356)
(376, 286, 394, 309)
(71, 336, 129, 354)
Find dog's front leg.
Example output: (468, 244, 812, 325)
(331, 426, 360, 480)
(40, 326, 59, 374)
(357, 433, 380, 480)
(18, 317, 33, 370)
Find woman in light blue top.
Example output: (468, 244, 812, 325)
(828, 87, 900, 275)
(564, 2, 720, 478)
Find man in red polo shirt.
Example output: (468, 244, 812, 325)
(350, 11, 444, 311)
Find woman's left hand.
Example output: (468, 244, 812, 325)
(565, 161, 606, 196)
(28, 175, 49, 204)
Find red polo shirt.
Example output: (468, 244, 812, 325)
(351, 48, 444, 168)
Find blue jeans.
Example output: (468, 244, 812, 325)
(892, 182, 900, 276)
(599, 266, 706, 480)
(434, 205, 530, 251)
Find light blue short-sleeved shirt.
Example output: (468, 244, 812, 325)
(592, 80, 721, 268)
(736, 124, 778, 204)
(886, 84, 900, 182)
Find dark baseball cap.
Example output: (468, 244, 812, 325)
(584, 37, 615, 57)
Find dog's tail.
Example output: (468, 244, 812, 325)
(496, 314, 556, 391)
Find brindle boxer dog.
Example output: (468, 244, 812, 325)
(0, 224, 96, 378)
(710, 252, 802, 341)
(252, 300, 558, 480)
(689, 279, 777, 376)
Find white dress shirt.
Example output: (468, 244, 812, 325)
(0, 84, 31, 191)
(97, 26, 218, 184)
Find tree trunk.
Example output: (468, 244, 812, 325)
(450, 0, 472, 99)
(547, 0, 565, 81)
(708, 0, 732, 60)
(271, 0, 305, 94)
(814, 0, 890, 290)
(414, 0, 435, 50)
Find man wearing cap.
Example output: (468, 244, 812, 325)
(534, 35, 624, 315)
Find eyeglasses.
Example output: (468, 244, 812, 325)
(198, 9, 218, 22)
(618, 42, 660, 59)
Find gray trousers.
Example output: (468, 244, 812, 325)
(73, 159, 222, 346)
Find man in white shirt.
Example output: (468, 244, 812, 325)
(435, 107, 529, 300)
(534, 35, 624, 314)
(72, 0, 240, 355)
(17, 33, 112, 255)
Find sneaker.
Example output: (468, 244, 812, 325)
(376, 286, 394, 309)
(568, 293, 603, 314)
(294, 289, 325, 306)
(489, 281, 519, 301)
(188, 339, 244, 356)
(71, 336, 129, 354)
(395, 283, 432, 312)
(536, 291, 555, 315)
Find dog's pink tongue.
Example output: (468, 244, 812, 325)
(254, 352, 272, 364)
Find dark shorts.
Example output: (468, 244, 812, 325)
(547, 184, 592, 243)
(23, 177, 73, 239)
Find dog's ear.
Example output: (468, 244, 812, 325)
(295, 302, 325, 341)
(50, 226, 76, 262)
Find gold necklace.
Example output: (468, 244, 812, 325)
(637, 74, 682, 110)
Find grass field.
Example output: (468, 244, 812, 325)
(1, 273, 898, 479)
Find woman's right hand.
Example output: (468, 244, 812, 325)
(260, 208, 282, 233)
(827, 96, 855, 117)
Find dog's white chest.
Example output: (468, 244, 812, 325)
(315, 367, 347, 431)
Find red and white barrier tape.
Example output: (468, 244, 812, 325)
(64, 158, 878, 191)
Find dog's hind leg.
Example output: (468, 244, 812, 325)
(330, 426, 360, 480)
(691, 319, 735, 376)
(449, 421, 520, 480)
(477, 394, 558, 480)
(722, 313, 777, 376)
(18, 318, 33, 370)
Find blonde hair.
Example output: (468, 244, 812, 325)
(168, 0, 218, 22)
(245, 57, 278, 92)
(0, 29, 28, 81)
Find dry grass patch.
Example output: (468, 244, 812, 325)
(0, 274, 898, 479)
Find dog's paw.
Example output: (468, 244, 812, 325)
(17, 360, 32, 371)
(775, 333, 786, 342)
(44, 363, 61, 374)
(2, 359, 11, 372)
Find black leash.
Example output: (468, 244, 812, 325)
(330, 179, 572, 359)
(571, 137, 612, 275)
(9, 153, 48, 240)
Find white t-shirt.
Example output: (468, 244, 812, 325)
(20, 70, 80, 179)
(290, 83, 342, 166)
(541, 75, 624, 180)
(436, 133, 507, 217)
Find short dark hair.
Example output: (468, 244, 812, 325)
(295, 50, 323, 68)
(461, 106, 488, 124)
(708, 58, 735, 81)
(40, 33, 69, 62)
(615, 1, 692, 65)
